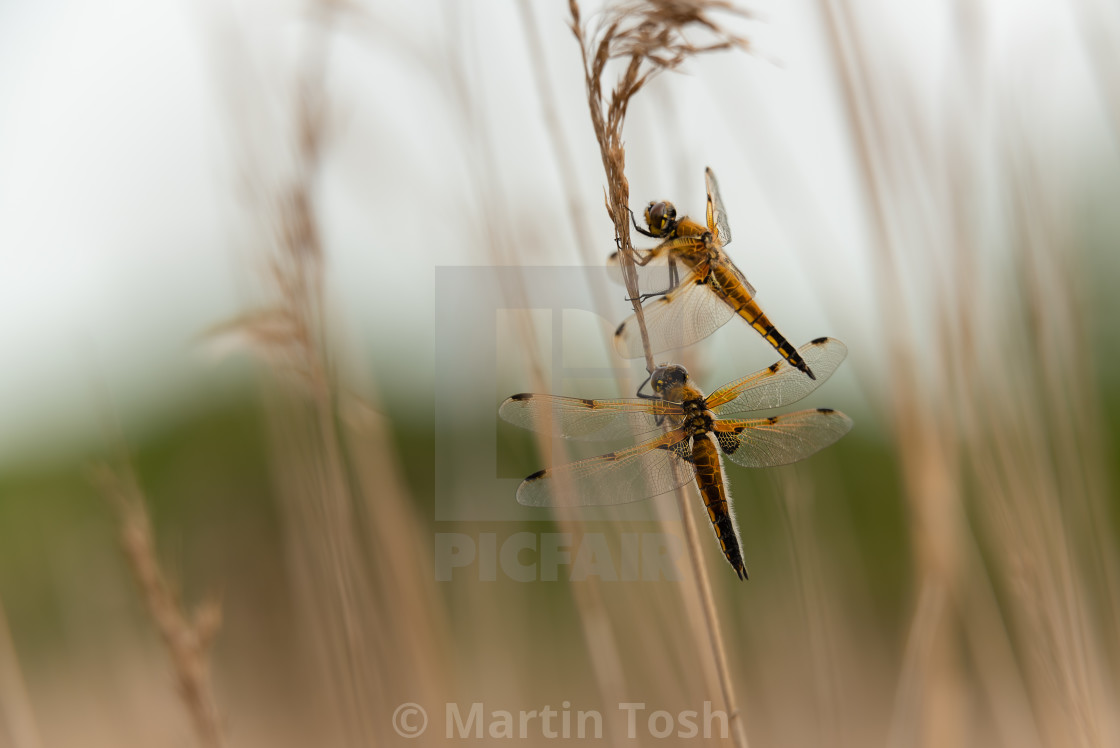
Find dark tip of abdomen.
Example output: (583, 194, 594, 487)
(790, 352, 816, 379)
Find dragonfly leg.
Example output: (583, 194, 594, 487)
(635, 374, 669, 426)
(625, 257, 682, 303)
(630, 207, 658, 238)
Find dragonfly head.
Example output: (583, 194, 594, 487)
(644, 201, 678, 237)
(649, 363, 690, 397)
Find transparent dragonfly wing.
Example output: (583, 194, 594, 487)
(712, 249, 756, 298)
(613, 269, 736, 359)
(499, 393, 680, 442)
(705, 167, 732, 247)
(712, 409, 853, 468)
(706, 337, 849, 415)
(516, 431, 696, 507)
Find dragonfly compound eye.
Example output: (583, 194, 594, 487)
(646, 201, 677, 235)
(650, 364, 688, 394)
(664, 365, 688, 384)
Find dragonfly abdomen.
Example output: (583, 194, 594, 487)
(690, 433, 747, 580)
(712, 265, 816, 380)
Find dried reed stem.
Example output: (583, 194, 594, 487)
(569, 0, 748, 375)
(516, 2, 600, 270)
(817, 1, 1118, 744)
(91, 462, 225, 748)
(0, 601, 42, 748)
(463, 10, 633, 730)
(207, 4, 403, 742)
(814, 3, 969, 745)
(569, 3, 751, 746)
(675, 480, 751, 748)
(256, 21, 384, 744)
(517, 1, 636, 395)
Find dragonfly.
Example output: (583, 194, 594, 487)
(610, 167, 816, 379)
(498, 337, 851, 580)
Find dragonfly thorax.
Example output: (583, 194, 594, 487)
(650, 364, 709, 421)
(680, 402, 714, 434)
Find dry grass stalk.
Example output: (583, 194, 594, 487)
(0, 601, 43, 748)
(569, 0, 749, 373)
(449, 6, 635, 731)
(1071, 0, 1120, 137)
(516, 1, 599, 270)
(517, 2, 643, 393)
(90, 462, 225, 748)
(248, 63, 383, 748)
(817, 1, 1118, 745)
(774, 470, 841, 742)
(209, 3, 455, 741)
(813, 3, 969, 744)
(569, 2, 752, 746)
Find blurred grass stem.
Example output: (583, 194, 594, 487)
(569, 2, 753, 745)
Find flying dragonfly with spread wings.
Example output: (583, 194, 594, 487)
(610, 167, 815, 379)
(498, 337, 851, 580)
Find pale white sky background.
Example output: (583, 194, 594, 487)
(0, 0, 1115, 466)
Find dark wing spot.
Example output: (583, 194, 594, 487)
(817, 407, 835, 414)
(614, 321, 627, 336)
(717, 431, 740, 455)
(810, 336, 829, 345)
(524, 469, 547, 482)
(659, 439, 692, 461)
(767, 362, 781, 373)
(767, 416, 778, 424)
(509, 393, 533, 402)
(581, 398, 597, 408)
